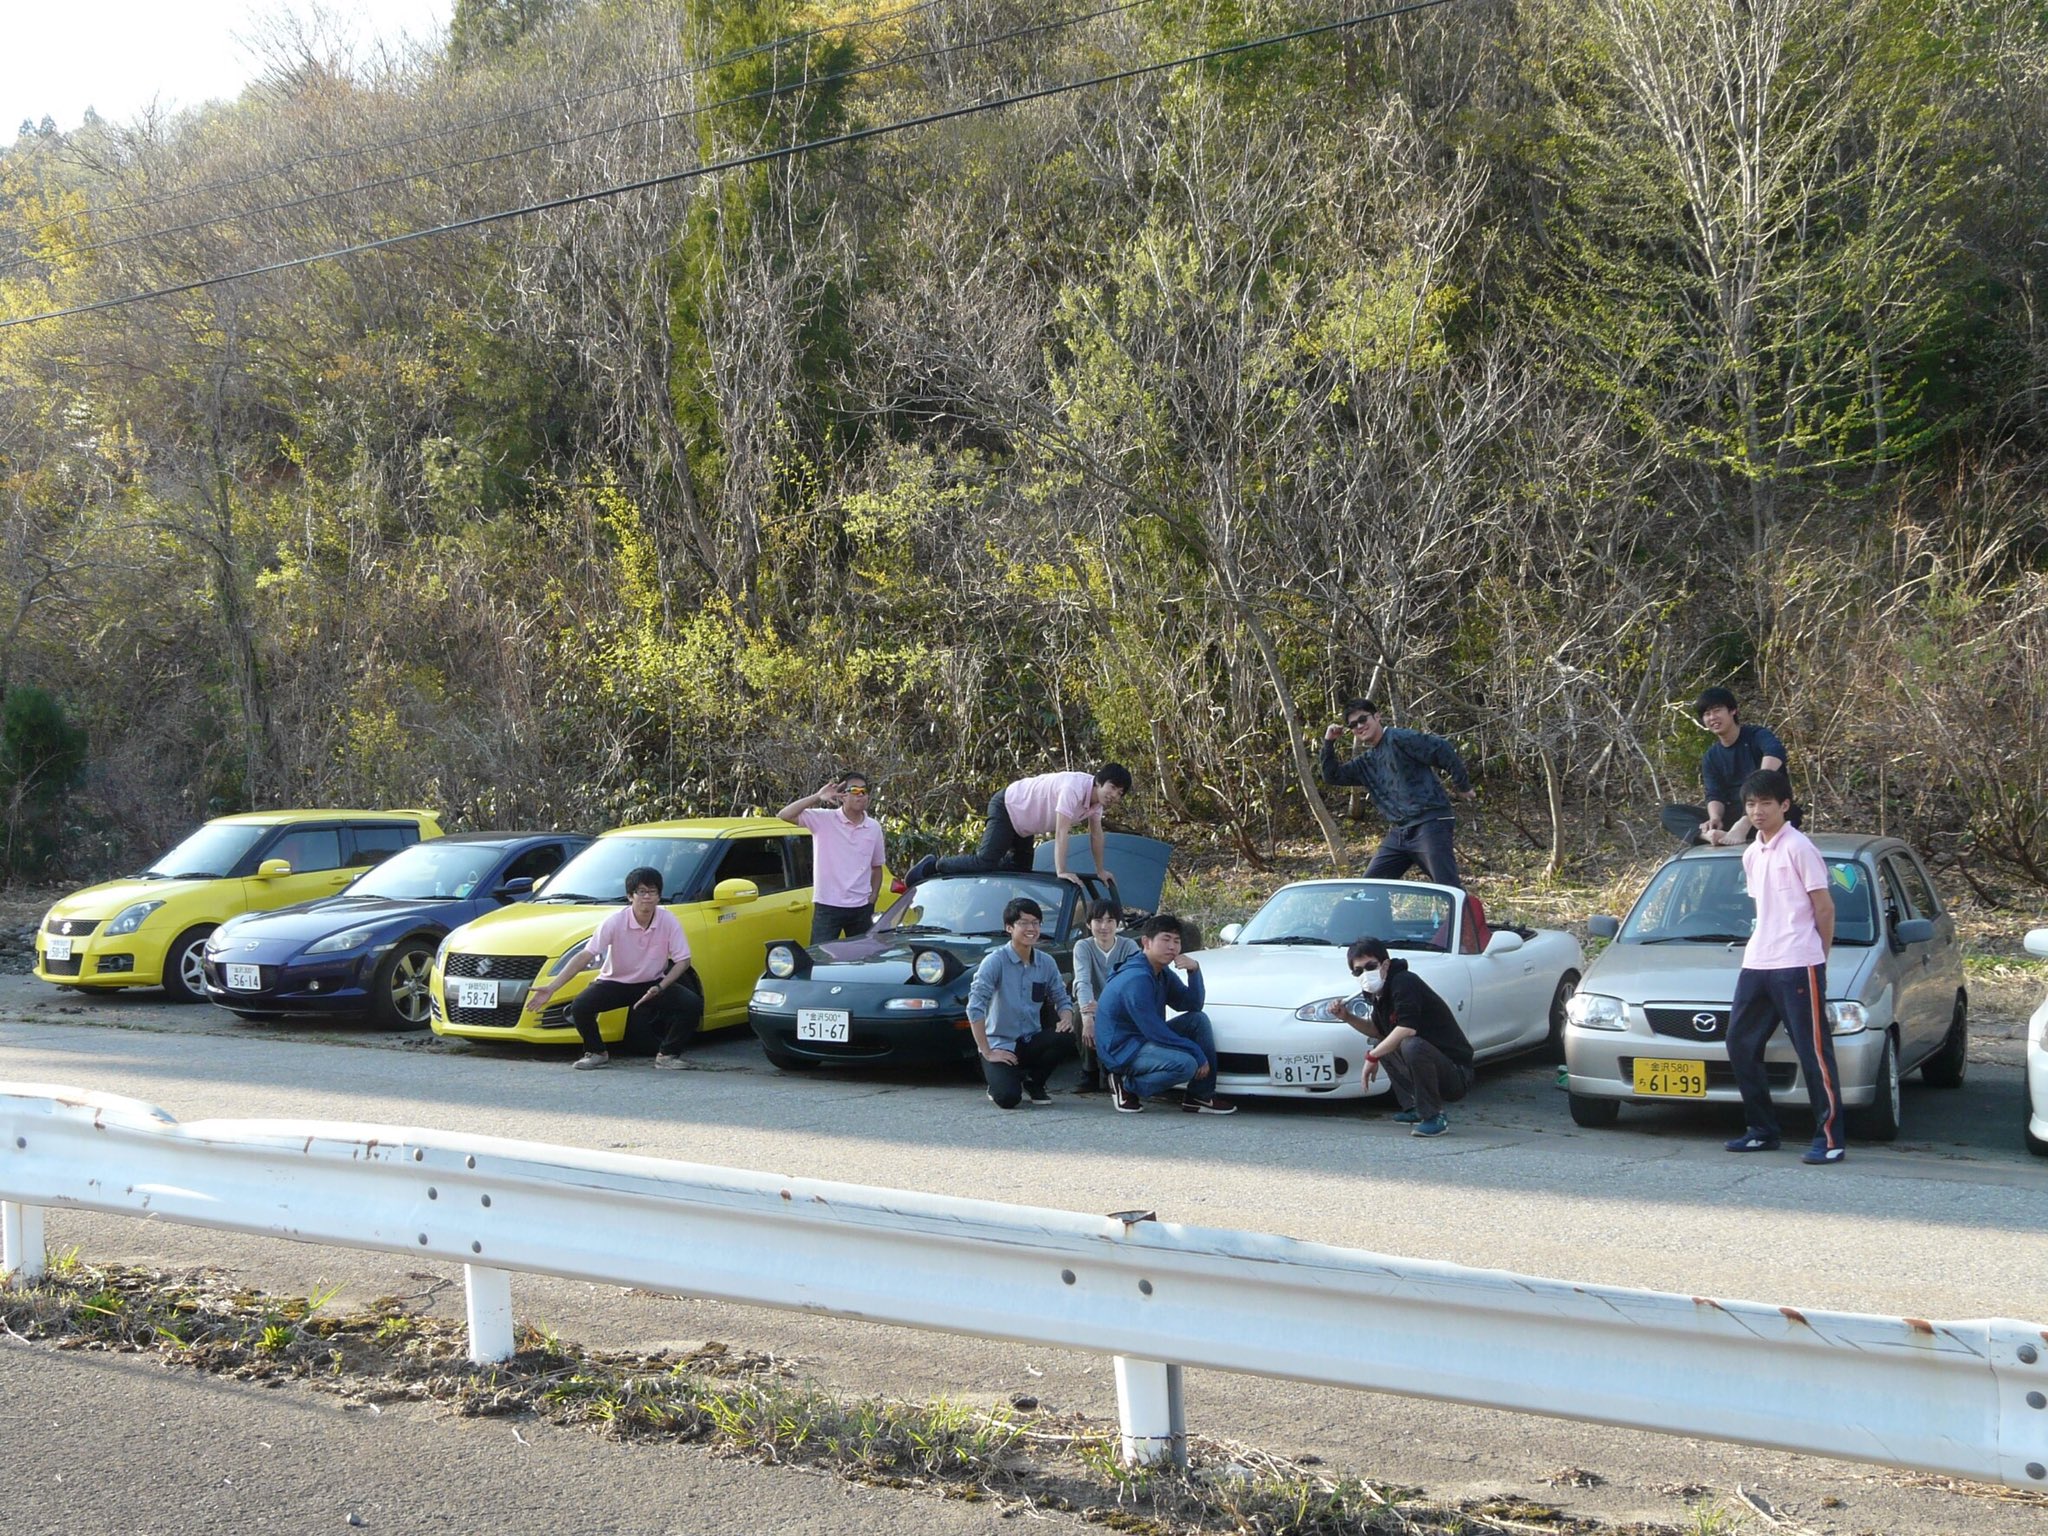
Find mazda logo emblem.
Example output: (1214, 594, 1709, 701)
(245, 942, 260, 951)
(830, 985, 842, 995)
(1692, 1011, 1719, 1034)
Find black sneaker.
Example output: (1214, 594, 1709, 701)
(1109, 1074, 1143, 1114)
(1070, 1075, 1103, 1096)
(1724, 1130, 1781, 1153)
(1024, 1084, 1053, 1106)
(1182, 1094, 1237, 1115)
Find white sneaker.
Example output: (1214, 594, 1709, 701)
(572, 1052, 609, 1070)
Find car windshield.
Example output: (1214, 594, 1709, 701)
(1237, 883, 1456, 952)
(889, 875, 1071, 938)
(1619, 856, 1876, 946)
(346, 842, 500, 901)
(532, 836, 716, 904)
(143, 823, 268, 880)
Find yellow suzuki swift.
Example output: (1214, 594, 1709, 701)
(35, 809, 443, 1001)
(429, 818, 816, 1049)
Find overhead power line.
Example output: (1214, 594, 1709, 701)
(0, 0, 1158, 278)
(9, 0, 959, 243)
(0, 0, 1462, 332)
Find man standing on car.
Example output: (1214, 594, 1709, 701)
(528, 866, 701, 1072)
(1335, 937, 1474, 1137)
(1093, 914, 1235, 1115)
(966, 896, 1078, 1108)
(777, 772, 887, 942)
(1695, 687, 1792, 846)
(905, 765, 1130, 898)
(1319, 699, 1476, 887)
(1723, 768, 1844, 1164)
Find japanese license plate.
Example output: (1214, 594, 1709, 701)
(226, 964, 263, 992)
(797, 1009, 851, 1042)
(457, 979, 500, 1010)
(45, 936, 72, 961)
(1270, 1051, 1336, 1086)
(1633, 1057, 1707, 1097)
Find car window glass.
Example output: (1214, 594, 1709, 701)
(786, 835, 813, 888)
(346, 824, 416, 867)
(1620, 859, 1754, 942)
(503, 843, 570, 886)
(899, 876, 1063, 937)
(713, 836, 788, 894)
(1825, 860, 1877, 946)
(1236, 884, 1453, 951)
(267, 827, 343, 873)
(143, 823, 267, 879)
(351, 842, 494, 899)
(1887, 854, 1940, 920)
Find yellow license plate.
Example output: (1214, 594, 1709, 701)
(1633, 1058, 1707, 1097)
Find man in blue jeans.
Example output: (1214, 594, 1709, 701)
(965, 896, 1077, 1109)
(1092, 914, 1235, 1115)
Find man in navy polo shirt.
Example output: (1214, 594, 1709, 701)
(1695, 688, 1793, 845)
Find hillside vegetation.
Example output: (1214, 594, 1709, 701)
(2, 0, 2045, 886)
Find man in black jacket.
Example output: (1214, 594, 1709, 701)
(1336, 937, 1475, 1137)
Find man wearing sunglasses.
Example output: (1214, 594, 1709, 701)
(777, 772, 887, 942)
(1337, 937, 1474, 1137)
(1319, 699, 1476, 887)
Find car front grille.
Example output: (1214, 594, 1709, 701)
(42, 955, 82, 977)
(448, 1002, 526, 1028)
(44, 917, 101, 937)
(1646, 1006, 1731, 1042)
(445, 953, 546, 981)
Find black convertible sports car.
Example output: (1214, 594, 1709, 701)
(745, 834, 1171, 1071)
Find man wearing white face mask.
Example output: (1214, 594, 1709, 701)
(1336, 937, 1474, 1137)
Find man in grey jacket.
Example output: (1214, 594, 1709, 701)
(1319, 698, 1476, 888)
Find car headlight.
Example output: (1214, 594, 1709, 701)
(752, 989, 786, 1007)
(766, 944, 800, 979)
(885, 997, 942, 1011)
(1292, 995, 1357, 1023)
(1566, 992, 1627, 1030)
(304, 925, 380, 957)
(1826, 1001, 1868, 1036)
(105, 900, 165, 936)
(913, 950, 949, 985)
(541, 940, 590, 978)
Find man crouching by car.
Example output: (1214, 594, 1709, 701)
(1338, 938, 1474, 1137)
(967, 897, 1077, 1108)
(1093, 915, 1235, 1115)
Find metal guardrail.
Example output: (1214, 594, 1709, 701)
(2, 1080, 2045, 1484)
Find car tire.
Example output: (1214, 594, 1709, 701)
(762, 1043, 819, 1072)
(1918, 991, 1968, 1088)
(160, 927, 213, 1003)
(1847, 1030, 1902, 1142)
(1567, 1092, 1619, 1128)
(372, 938, 437, 1031)
(1545, 972, 1580, 1061)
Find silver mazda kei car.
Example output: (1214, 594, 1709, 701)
(1562, 834, 1967, 1141)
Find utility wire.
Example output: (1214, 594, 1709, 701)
(8, 0, 958, 242)
(0, 0, 1156, 278)
(0, 0, 1462, 332)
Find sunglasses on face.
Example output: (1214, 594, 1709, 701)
(1346, 717, 1374, 730)
(1350, 960, 1382, 975)
(841, 784, 871, 794)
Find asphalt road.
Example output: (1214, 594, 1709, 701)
(3, 973, 2045, 1536)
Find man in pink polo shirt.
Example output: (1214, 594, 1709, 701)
(1724, 769, 1843, 1164)
(528, 865, 699, 1072)
(906, 764, 1132, 898)
(777, 771, 888, 942)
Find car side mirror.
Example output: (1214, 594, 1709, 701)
(1586, 915, 1620, 940)
(2027, 928, 2048, 959)
(1892, 917, 1935, 946)
(494, 877, 535, 901)
(712, 878, 760, 906)
(1217, 923, 1243, 945)
(1483, 929, 1524, 957)
(255, 858, 292, 879)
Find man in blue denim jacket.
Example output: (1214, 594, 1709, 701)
(1093, 915, 1236, 1115)
(1319, 698, 1476, 887)
(966, 896, 1076, 1108)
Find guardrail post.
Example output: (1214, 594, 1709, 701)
(464, 1264, 515, 1364)
(1114, 1356, 1186, 1468)
(2, 1200, 45, 1284)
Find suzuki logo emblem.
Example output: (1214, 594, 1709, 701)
(61, 922, 74, 935)
(1692, 1012, 1719, 1034)
(477, 958, 492, 977)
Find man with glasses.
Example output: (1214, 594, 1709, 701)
(966, 896, 1078, 1108)
(777, 773, 888, 943)
(1336, 937, 1473, 1137)
(1319, 698, 1475, 887)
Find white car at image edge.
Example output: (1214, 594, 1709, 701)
(2026, 928, 2048, 1157)
(1189, 879, 1583, 1103)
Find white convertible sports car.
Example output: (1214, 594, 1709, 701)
(1191, 879, 1583, 1102)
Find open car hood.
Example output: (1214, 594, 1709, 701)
(1031, 832, 1171, 913)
